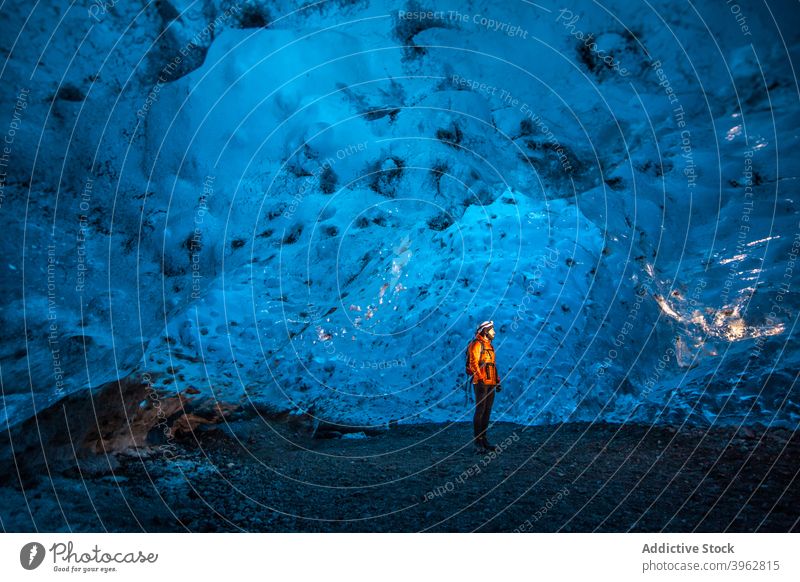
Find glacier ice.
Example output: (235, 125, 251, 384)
(1, 0, 798, 434)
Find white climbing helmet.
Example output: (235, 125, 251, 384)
(476, 320, 494, 334)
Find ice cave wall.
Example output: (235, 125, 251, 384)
(1, 0, 799, 432)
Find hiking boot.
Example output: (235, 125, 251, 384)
(480, 438, 500, 452)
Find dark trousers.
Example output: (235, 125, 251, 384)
(473, 382, 495, 442)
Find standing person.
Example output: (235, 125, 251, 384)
(466, 320, 502, 452)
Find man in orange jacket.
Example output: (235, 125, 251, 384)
(467, 320, 502, 452)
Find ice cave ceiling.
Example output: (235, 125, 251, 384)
(1, 0, 799, 432)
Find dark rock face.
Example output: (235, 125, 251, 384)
(0, 374, 238, 488)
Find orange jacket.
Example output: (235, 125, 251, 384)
(467, 334, 499, 385)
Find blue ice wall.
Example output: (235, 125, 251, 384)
(1, 0, 798, 430)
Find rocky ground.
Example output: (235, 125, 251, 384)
(1, 416, 798, 532)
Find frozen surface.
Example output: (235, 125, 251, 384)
(1, 0, 798, 430)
